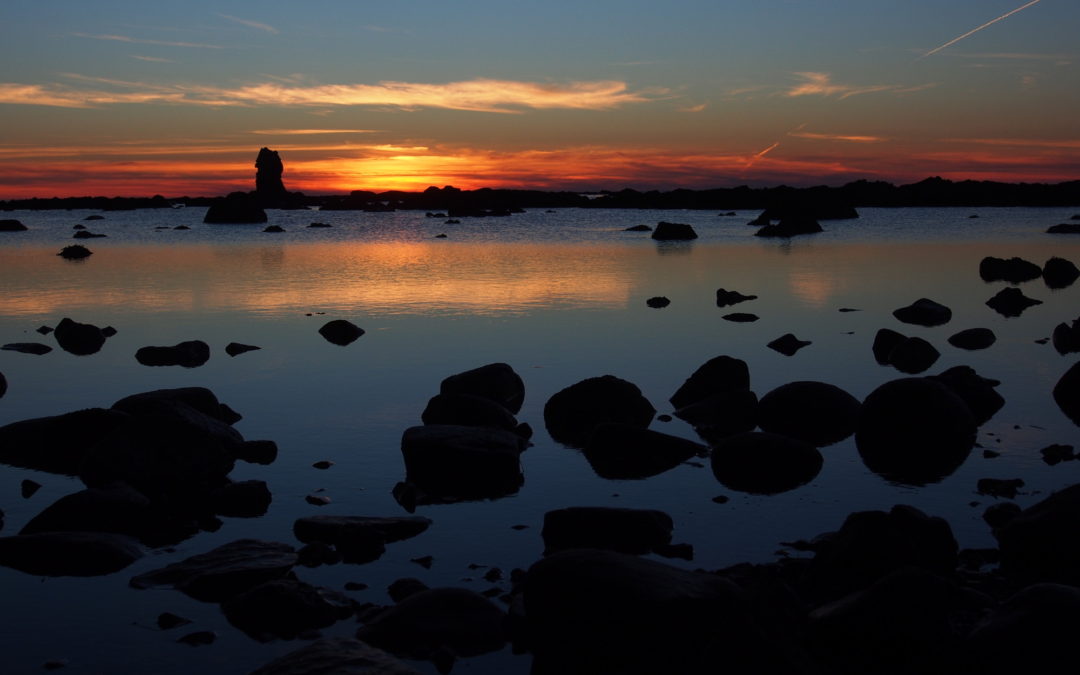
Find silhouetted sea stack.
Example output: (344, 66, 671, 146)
(255, 147, 287, 201)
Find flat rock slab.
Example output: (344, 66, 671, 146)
(542, 506, 674, 555)
(722, 313, 759, 323)
(2, 342, 52, 355)
(129, 539, 297, 602)
(293, 515, 433, 546)
(135, 340, 210, 367)
(250, 637, 422, 675)
(0, 531, 143, 577)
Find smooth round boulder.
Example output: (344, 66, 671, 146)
(318, 319, 364, 346)
(1052, 360, 1080, 426)
(892, 298, 951, 327)
(947, 327, 996, 350)
(58, 245, 92, 259)
(439, 362, 525, 414)
(1042, 257, 1080, 289)
(669, 355, 750, 410)
(856, 378, 976, 485)
(872, 328, 906, 365)
(886, 336, 940, 374)
(544, 375, 655, 447)
(757, 381, 860, 446)
(710, 431, 823, 494)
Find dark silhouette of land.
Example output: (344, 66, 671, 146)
(2, 147, 1077, 212)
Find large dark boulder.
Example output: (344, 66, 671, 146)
(962, 584, 1080, 675)
(986, 287, 1042, 317)
(356, 587, 507, 662)
(995, 483, 1080, 585)
(582, 423, 706, 479)
(544, 375, 655, 447)
(135, 340, 210, 367)
(669, 355, 750, 410)
(53, 317, 108, 355)
(807, 504, 959, 602)
(398, 424, 527, 500)
(979, 256, 1043, 283)
(421, 392, 517, 430)
(892, 298, 951, 326)
(710, 431, 823, 494)
(249, 637, 422, 675)
(222, 579, 354, 641)
(203, 195, 267, 224)
(112, 386, 240, 425)
(0, 370, 5, 399)
(947, 327, 996, 350)
(1053, 360, 1080, 425)
(525, 549, 801, 675)
(20, 483, 156, 540)
(541, 506, 675, 556)
(0, 531, 143, 576)
(439, 362, 525, 415)
(928, 365, 1004, 426)
(673, 389, 758, 442)
(1042, 257, 1079, 289)
(756, 381, 860, 446)
(871, 328, 906, 364)
(886, 336, 940, 374)
(129, 539, 298, 602)
(0, 407, 131, 474)
(0, 218, 27, 231)
(856, 378, 976, 485)
(318, 319, 364, 346)
(1051, 317, 1080, 355)
(650, 221, 697, 240)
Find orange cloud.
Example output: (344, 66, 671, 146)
(788, 131, 887, 143)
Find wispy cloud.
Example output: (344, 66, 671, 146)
(0, 78, 663, 112)
(785, 72, 910, 99)
(131, 55, 174, 63)
(218, 13, 279, 35)
(73, 32, 223, 49)
(942, 137, 1080, 149)
(679, 103, 707, 113)
(250, 129, 378, 135)
(789, 131, 887, 143)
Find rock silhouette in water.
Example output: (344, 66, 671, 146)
(53, 317, 108, 355)
(0, 371, 6, 399)
(318, 319, 364, 346)
(203, 192, 267, 224)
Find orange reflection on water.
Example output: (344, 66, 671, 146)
(0, 242, 636, 318)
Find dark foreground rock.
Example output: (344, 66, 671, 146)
(995, 483, 1080, 585)
(756, 381, 860, 446)
(318, 319, 364, 346)
(356, 587, 507, 663)
(856, 377, 976, 484)
(1, 342, 52, 355)
(18, 483, 174, 544)
(222, 578, 354, 640)
(0, 218, 27, 231)
(0, 407, 130, 474)
(669, 355, 750, 410)
(1053, 360, 1080, 425)
(1052, 317, 1080, 355)
(130, 539, 298, 602)
(203, 196, 267, 224)
(892, 298, 952, 326)
(582, 423, 706, 479)
(293, 515, 432, 564)
(543, 375, 655, 447)
(979, 256, 1043, 284)
(250, 637, 422, 675)
(986, 286, 1042, 317)
(525, 549, 805, 675)
(673, 389, 758, 443)
(439, 362, 525, 415)
(711, 431, 823, 494)
(650, 221, 697, 240)
(58, 245, 92, 259)
(398, 424, 527, 501)
(948, 327, 996, 350)
(53, 317, 108, 355)
(872, 329, 940, 374)
(421, 392, 518, 431)
(929, 365, 1004, 426)
(0, 531, 142, 576)
(1042, 256, 1079, 289)
(135, 340, 210, 367)
(541, 506, 676, 556)
(0, 370, 5, 398)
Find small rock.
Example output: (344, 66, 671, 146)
(646, 296, 670, 308)
(1040, 444, 1075, 465)
(715, 289, 758, 307)
(20, 479, 41, 499)
(977, 478, 1024, 499)
(225, 342, 260, 357)
(893, 298, 952, 327)
(305, 494, 331, 506)
(157, 612, 192, 630)
(57, 245, 92, 259)
(948, 328, 996, 351)
(410, 555, 434, 569)
(767, 333, 811, 356)
(312, 460, 334, 469)
(986, 287, 1042, 317)
(1, 343, 52, 355)
(318, 319, 364, 346)
(135, 340, 210, 368)
(721, 312, 758, 323)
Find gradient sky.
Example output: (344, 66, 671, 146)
(1, 0, 1078, 197)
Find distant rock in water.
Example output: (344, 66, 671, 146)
(53, 317, 108, 355)
(0, 219, 27, 231)
(1043, 257, 1080, 289)
(2, 343, 52, 355)
(263, 225, 285, 233)
(767, 333, 811, 356)
(754, 215, 823, 238)
(651, 222, 697, 240)
(226, 343, 261, 357)
(715, 288, 757, 307)
(948, 327, 996, 351)
(204, 194, 267, 224)
(624, 224, 652, 232)
(73, 230, 106, 239)
(58, 245, 92, 259)
(892, 298, 951, 326)
(986, 287, 1042, 317)
(307, 222, 331, 228)
(318, 320, 364, 346)
(979, 256, 1042, 284)
(135, 341, 210, 368)
(722, 313, 758, 323)
(1047, 223, 1080, 234)
(646, 296, 670, 308)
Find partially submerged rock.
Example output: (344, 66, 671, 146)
(645, 296, 670, 308)
(541, 506, 676, 556)
(53, 317, 108, 355)
(1042, 257, 1079, 289)
(225, 342, 260, 357)
(0, 218, 27, 231)
(650, 221, 697, 240)
(130, 539, 298, 602)
(948, 327, 996, 351)
(1051, 317, 1080, 355)
(986, 287, 1042, 317)
(929, 365, 1004, 426)
(892, 298, 952, 326)
(856, 378, 976, 485)
(318, 319, 364, 346)
(439, 362, 525, 414)
(767, 333, 811, 356)
(582, 423, 706, 479)
(135, 340, 210, 367)
(58, 244, 92, 259)
(249, 637, 422, 675)
(222, 578, 354, 640)
(995, 483, 1080, 585)
(421, 392, 518, 431)
(544, 375, 655, 447)
(1, 342, 52, 355)
(398, 424, 527, 500)
(670, 355, 750, 410)
(715, 288, 757, 307)
(0, 407, 130, 474)
(0, 370, 5, 399)
(1053, 360, 1080, 425)
(673, 389, 758, 443)
(711, 431, 823, 494)
(0, 531, 143, 576)
(203, 195, 267, 224)
(756, 381, 860, 446)
(721, 312, 759, 322)
(979, 256, 1042, 284)
(293, 515, 432, 564)
(754, 215, 822, 238)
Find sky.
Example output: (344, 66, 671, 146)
(1, 0, 1078, 197)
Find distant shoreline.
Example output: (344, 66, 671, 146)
(2, 176, 1079, 211)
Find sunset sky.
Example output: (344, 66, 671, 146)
(1, 0, 1077, 197)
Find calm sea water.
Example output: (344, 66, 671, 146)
(1, 205, 1078, 674)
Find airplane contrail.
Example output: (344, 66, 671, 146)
(919, 0, 1042, 59)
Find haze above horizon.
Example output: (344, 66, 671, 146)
(1, 0, 1077, 199)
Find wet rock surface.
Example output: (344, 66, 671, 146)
(0, 531, 143, 576)
(130, 539, 298, 601)
(710, 431, 824, 494)
(249, 637, 422, 675)
(544, 375, 655, 447)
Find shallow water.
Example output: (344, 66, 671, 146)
(0, 206, 1078, 673)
